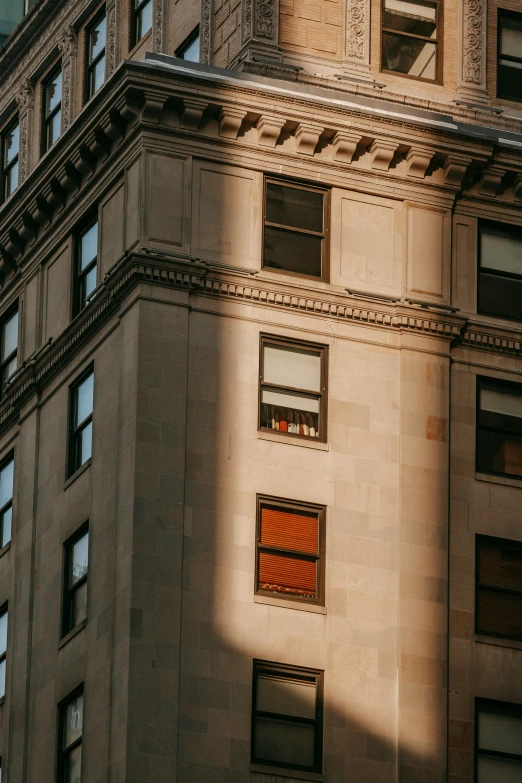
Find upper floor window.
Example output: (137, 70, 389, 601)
(263, 179, 327, 280)
(58, 688, 83, 783)
(477, 378, 522, 480)
(132, 0, 152, 45)
(62, 526, 89, 637)
(0, 607, 7, 700)
(74, 220, 98, 316)
(0, 0, 37, 47)
(68, 369, 94, 477)
(0, 308, 18, 399)
(476, 536, 522, 641)
(479, 222, 522, 322)
(476, 699, 522, 783)
(176, 27, 200, 62)
(498, 11, 522, 103)
(43, 65, 62, 152)
(381, 0, 440, 82)
(259, 336, 327, 442)
(86, 11, 106, 100)
(0, 456, 13, 550)
(1, 118, 19, 203)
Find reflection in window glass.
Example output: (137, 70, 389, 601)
(63, 529, 89, 636)
(59, 690, 83, 783)
(134, 0, 152, 43)
(0, 608, 8, 699)
(1, 119, 19, 201)
(69, 371, 94, 476)
(87, 13, 106, 99)
(498, 11, 522, 103)
(177, 28, 200, 62)
(0, 458, 13, 548)
(0, 309, 18, 398)
(476, 701, 522, 783)
(43, 66, 62, 151)
(477, 379, 522, 480)
(381, 0, 439, 81)
(75, 221, 98, 315)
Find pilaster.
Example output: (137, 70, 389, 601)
(152, 0, 165, 53)
(58, 26, 78, 133)
(106, 0, 117, 78)
(238, 0, 282, 66)
(342, 0, 373, 81)
(15, 80, 35, 186)
(455, 0, 489, 105)
(200, 0, 213, 64)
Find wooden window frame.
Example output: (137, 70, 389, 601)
(475, 534, 522, 641)
(0, 453, 14, 550)
(0, 604, 8, 701)
(251, 660, 324, 774)
(73, 216, 99, 317)
(61, 523, 89, 638)
(475, 698, 522, 781)
(0, 305, 18, 401)
(67, 366, 94, 478)
(85, 8, 106, 102)
(42, 63, 62, 154)
(380, 0, 443, 85)
(262, 177, 330, 283)
(0, 116, 19, 204)
(57, 686, 83, 783)
(255, 495, 326, 606)
(131, 0, 152, 47)
(258, 334, 328, 444)
(478, 220, 522, 322)
(497, 9, 522, 103)
(476, 376, 522, 481)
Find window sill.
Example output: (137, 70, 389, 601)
(0, 541, 11, 559)
(254, 594, 326, 614)
(64, 459, 91, 490)
(59, 619, 87, 649)
(251, 764, 323, 781)
(475, 472, 522, 490)
(258, 431, 329, 451)
(474, 633, 522, 652)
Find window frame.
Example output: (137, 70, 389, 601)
(475, 534, 522, 642)
(0, 453, 14, 551)
(0, 116, 19, 203)
(73, 216, 99, 317)
(258, 334, 328, 444)
(61, 523, 89, 639)
(42, 62, 62, 154)
(0, 604, 8, 702)
(255, 495, 326, 607)
(380, 0, 443, 85)
(0, 305, 19, 401)
(85, 8, 107, 102)
(262, 177, 330, 282)
(131, 0, 152, 47)
(176, 26, 200, 60)
(57, 685, 84, 783)
(251, 659, 324, 774)
(476, 376, 522, 481)
(475, 698, 522, 781)
(497, 9, 522, 103)
(478, 220, 522, 322)
(67, 366, 94, 479)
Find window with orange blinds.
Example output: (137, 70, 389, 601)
(476, 535, 522, 641)
(256, 498, 325, 605)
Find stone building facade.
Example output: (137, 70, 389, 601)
(0, 1, 521, 782)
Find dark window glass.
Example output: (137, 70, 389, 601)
(1, 119, 19, 202)
(0, 607, 7, 699)
(479, 222, 522, 322)
(381, 0, 439, 82)
(476, 536, 522, 641)
(476, 700, 522, 783)
(62, 527, 89, 637)
(0, 457, 13, 549)
(476, 378, 522, 480)
(43, 65, 62, 152)
(58, 689, 83, 783)
(0, 309, 18, 399)
(256, 498, 324, 604)
(75, 221, 98, 315)
(498, 11, 522, 103)
(263, 181, 326, 279)
(86, 12, 106, 99)
(260, 337, 326, 442)
(0, 0, 23, 43)
(177, 27, 200, 61)
(252, 661, 323, 773)
(69, 370, 94, 476)
(133, 0, 152, 44)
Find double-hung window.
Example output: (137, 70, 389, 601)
(476, 700, 522, 782)
(62, 526, 89, 637)
(256, 497, 325, 605)
(252, 660, 323, 773)
(58, 688, 83, 783)
(132, 0, 152, 45)
(68, 370, 94, 477)
(0, 607, 8, 700)
(476, 536, 522, 641)
(0, 456, 13, 549)
(176, 27, 200, 61)
(263, 179, 327, 280)
(43, 65, 62, 152)
(478, 222, 522, 322)
(476, 378, 522, 480)
(381, 0, 440, 82)
(259, 336, 327, 442)
(498, 11, 522, 103)
(74, 220, 98, 315)
(1, 118, 19, 202)
(86, 11, 106, 100)
(0, 308, 18, 399)
(0, 0, 37, 46)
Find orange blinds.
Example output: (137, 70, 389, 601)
(258, 506, 319, 598)
(260, 507, 318, 554)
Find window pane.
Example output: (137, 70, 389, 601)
(264, 226, 323, 278)
(80, 267, 97, 309)
(1, 506, 11, 548)
(264, 345, 321, 392)
(481, 227, 522, 275)
(382, 33, 437, 79)
(5, 161, 18, 196)
(477, 590, 522, 638)
(266, 183, 323, 233)
(92, 57, 105, 94)
(79, 422, 93, 464)
(48, 110, 61, 146)
(481, 389, 522, 419)
(181, 35, 199, 62)
(90, 15, 106, 60)
(260, 506, 319, 555)
(138, 0, 152, 39)
(257, 674, 316, 719)
(46, 70, 62, 114)
(479, 710, 522, 756)
(501, 16, 522, 58)
(2, 311, 18, 361)
(0, 659, 5, 699)
(259, 551, 317, 597)
(0, 611, 7, 656)
(65, 744, 82, 783)
(80, 224, 98, 271)
(72, 582, 87, 627)
(0, 460, 13, 510)
(261, 391, 320, 437)
(71, 533, 88, 585)
(479, 538, 522, 591)
(477, 429, 522, 478)
(478, 755, 522, 783)
(479, 272, 522, 321)
(254, 717, 315, 767)
(499, 63, 522, 102)
(76, 374, 94, 426)
(64, 693, 83, 747)
(5, 123, 19, 165)
(383, 0, 437, 32)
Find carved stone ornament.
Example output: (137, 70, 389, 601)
(369, 140, 399, 171)
(200, 0, 212, 64)
(15, 79, 34, 113)
(181, 99, 208, 131)
(105, 1, 116, 77)
(218, 107, 247, 139)
(456, 0, 488, 103)
(15, 81, 34, 184)
(443, 154, 472, 187)
(479, 165, 506, 198)
(256, 116, 285, 147)
(256, 0, 275, 39)
(406, 146, 434, 178)
(58, 26, 78, 59)
(294, 123, 323, 156)
(153, 0, 164, 53)
(331, 130, 362, 164)
(343, 0, 372, 79)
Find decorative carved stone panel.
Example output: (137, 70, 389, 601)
(456, 0, 489, 104)
(343, 0, 373, 80)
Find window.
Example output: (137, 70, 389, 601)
(43, 65, 62, 152)
(0, 456, 13, 550)
(252, 661, 323, 773)
(476, 699, 522, 782)
(68, 370, 94, 477)
(476, 536, 522, 641)
(381, 0, 440, 82)
(479, 222, 522, 322)
(259, 336, 327, 442)
(0, 607, 7, 700)
(74, 220, 98, 315)
(1, 118, 19, 202)
(86, 11, 106, 100)
(62, 526, 89, 637)
(263, 180, 327, 280)
(132, 0, 152, 45)
(0, 308, 18, 399)
(477, 378, 522, 480)
(0, 0, 37, 46)
(256, 497, 325, 605)
(498, 11, 522, 103)
(176, 27, 200, 62)
(58, 688, 83, 783)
